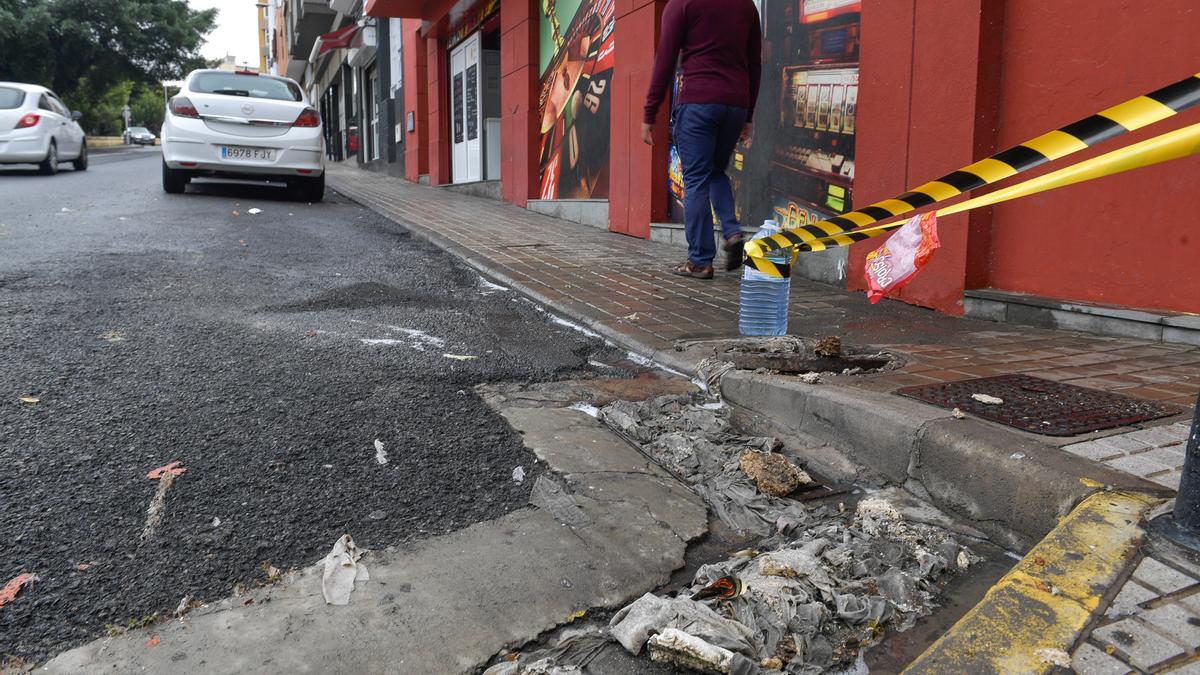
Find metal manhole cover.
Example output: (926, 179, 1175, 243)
(896, 374, 1185, 436)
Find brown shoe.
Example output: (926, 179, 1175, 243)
(672, 261, 714, 279)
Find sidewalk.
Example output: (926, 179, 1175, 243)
(327, 164, 1200, 672)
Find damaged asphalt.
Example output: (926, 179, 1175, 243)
(0, 152, 631, 665)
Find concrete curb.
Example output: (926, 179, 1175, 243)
(904, 490, 1164, 674)
(721, 371, 1173, 551)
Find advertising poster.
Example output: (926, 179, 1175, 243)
(668, 0, 860, 240)
(537, 0, 615, 200)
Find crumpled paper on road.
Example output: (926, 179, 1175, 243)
(321, 534, 369, 605)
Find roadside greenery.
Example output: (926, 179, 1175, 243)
(0, 0, 216, 134)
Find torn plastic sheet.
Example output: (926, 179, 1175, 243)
(606, 496, 979, 673)
(599, 394, 808, 537)
(321, 534, 369, 605)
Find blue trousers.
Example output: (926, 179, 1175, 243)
(673, 103, 747, 267)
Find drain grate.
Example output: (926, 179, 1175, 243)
(896, 374, 1184, 436)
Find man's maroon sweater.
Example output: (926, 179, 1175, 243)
(644, 0, 763, 125)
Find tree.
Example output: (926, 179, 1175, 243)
(0, 0, 216, 98)
(128, 82, 166, 134)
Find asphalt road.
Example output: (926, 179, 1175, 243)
(0, 149, 626, 664)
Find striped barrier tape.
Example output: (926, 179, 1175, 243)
(744, 72, 1200, 277)
(791, 121, 1200, 252)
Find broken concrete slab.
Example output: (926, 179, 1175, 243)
(41, 384, 708, 674)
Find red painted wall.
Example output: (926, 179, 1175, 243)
(499, 0, 539, 206)
(402, 18, 429, 181)
(609, 0, 668, 238)
(425, 22, 452, 185)
(983, 0, 1199, 313)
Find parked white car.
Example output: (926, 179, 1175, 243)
(0, 82, 88, 174)
(161, 69, 324, 201)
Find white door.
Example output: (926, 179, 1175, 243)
(449, 33, 482, 184)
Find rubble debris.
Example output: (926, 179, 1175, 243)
(599, 394, 809, 536)
(0, 573, 37, 608)
(483, 628, 612, 675)
(814, 336, 841, 357)
(739, 451, 812, 497)
(609, 493, 977, 673)
(512, 466, 526, 484)
(443, 353, 478, 361)
(373, 439, 389, 465)
(1035, 648, 1071, 667)
(648, 628, 756, 675)
(19, 395, 39, 404)
(321, 534, 368, 605)
(798, 373, 821, 384)
(952, 408, 965, 419)
(696, 358, 736, 395)
(970, 393, 1004, 405)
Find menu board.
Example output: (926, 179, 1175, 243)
(466, 65, 478, 141)
(452, 72, 464, 144)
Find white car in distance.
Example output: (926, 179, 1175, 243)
(161, 70, 324, 201)
(0, 82, 88, 175)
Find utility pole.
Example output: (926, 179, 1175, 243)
(1151, 392, 1200, 551)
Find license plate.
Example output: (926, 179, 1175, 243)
(220, 146, 275, 161)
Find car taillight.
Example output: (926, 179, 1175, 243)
(15, 112, 39, 128)
(292, 108, 321, 128)
(169, 96, 200, 119)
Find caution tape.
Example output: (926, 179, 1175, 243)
(745, 72, 1200, 276)
(791, 121, 1200, 252)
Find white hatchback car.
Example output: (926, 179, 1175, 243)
(162, 70, 324, 201)
(0, 82, 88, 174)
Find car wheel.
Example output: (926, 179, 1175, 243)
(38, 141, 58, 176)
(162, 160, 189, 194)
(72, 140, 88, 171)
(293, 173, 324, 203)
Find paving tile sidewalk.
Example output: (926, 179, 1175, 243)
(327, 163, 1198, 465)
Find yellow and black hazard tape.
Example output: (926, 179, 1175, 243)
(745, 72, 1200, 277)
(792, 121, 1200, 252)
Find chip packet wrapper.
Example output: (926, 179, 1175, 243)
(863, 212, 940, 304)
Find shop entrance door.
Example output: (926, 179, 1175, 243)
(449, 32, 482, 184)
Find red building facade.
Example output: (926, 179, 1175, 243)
(364, 0, 1199, 320)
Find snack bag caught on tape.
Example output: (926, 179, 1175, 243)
(863, 212, 940, 304)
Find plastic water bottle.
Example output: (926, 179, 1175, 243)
(739, 220, 791, 336)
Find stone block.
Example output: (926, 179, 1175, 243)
(1149, 470, 1181, 489)
(1093, 619, 1185, 670)
(1063, 440, 1126, 462)
(1095, 433, 1153, 453)
(1126, 426, 1188, 448)
(1139, 601, 1200, 646)
(1071, 643, 1133, 675)
(1140, 446, 1186, 470)
(1106, 453, 1173, 478)
(1132, 557, 1199, 594)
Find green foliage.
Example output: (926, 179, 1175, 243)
(128, 82, 166, 133)
(0, 0, 216, 117)
(62, 79, 131, 136)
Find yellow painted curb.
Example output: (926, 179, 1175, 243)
(904, 490, 1164, 674)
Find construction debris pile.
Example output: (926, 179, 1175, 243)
(599, 394, 812, 537)
(489, 392, 979, 674)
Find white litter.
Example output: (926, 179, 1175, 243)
(971, 393, 1004, 405)
(478, 277, 509, 293)
(512, 466, 526, 484)
(118, 216, 128, 221)
(321, 534, 369, 605)
(1010, 452, 1026, 460)
(60, 207, 71, 212)
(247, 208, 262, 215)
(373, 439, 389, 465)
(952, 408, 966, 419)
(443, 353, 478, 361)
(211, 517, 221, 527)
(567, 402, 601, 418)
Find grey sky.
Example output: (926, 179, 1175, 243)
(190, 0, 261, 68)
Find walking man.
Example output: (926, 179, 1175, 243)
(643, 0, 762, 279)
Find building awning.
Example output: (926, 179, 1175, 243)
(317, 24, 361, 56)
(363, 0, 423, 18)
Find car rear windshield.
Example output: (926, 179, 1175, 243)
(0, 87, 26, 109)
(191, 73, 302, 102)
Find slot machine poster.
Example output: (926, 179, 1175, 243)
(537, 0, 615, 200)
